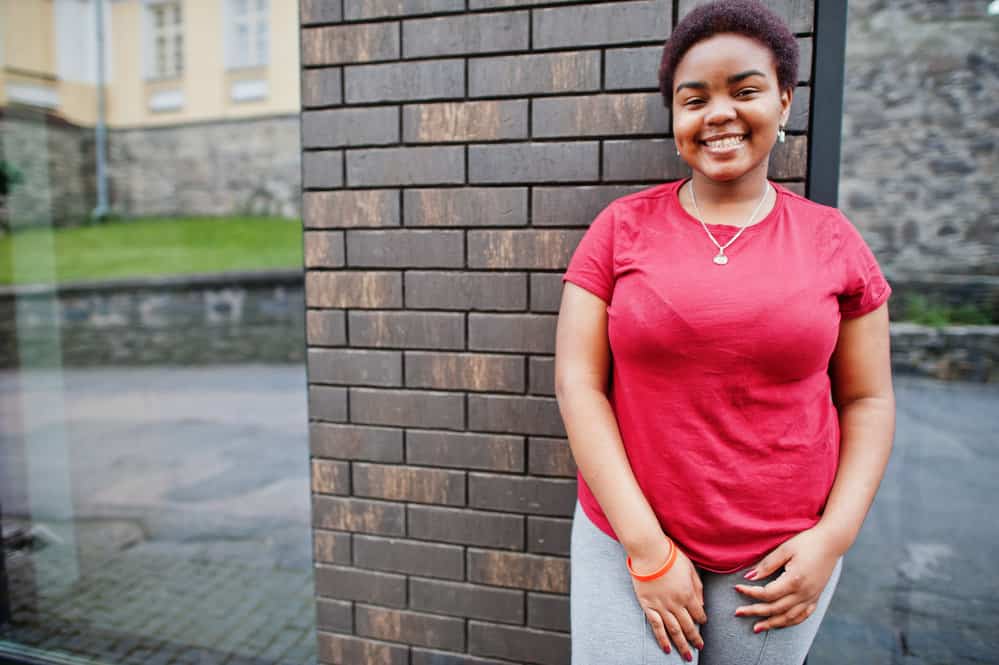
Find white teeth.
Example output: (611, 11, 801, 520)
(704, 136, 744, 149)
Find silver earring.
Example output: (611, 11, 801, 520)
(675, 146, 681, 156)
(777, 126, 786, 144)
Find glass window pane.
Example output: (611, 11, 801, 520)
(233, 0, 248, 18)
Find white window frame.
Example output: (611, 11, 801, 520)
(225, 0, 269, 70)
(143, 0, 184, 80)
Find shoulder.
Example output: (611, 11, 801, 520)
(608, 181, 680, 215)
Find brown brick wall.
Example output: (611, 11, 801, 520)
(300, 1, 817, 662)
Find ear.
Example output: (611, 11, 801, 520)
(779, 87, 793, 126)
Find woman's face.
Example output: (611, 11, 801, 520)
(671, 32, 792, 184)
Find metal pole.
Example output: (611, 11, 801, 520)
(807, 0, 849, 206)
(92, 0, 109, 220)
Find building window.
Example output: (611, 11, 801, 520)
(148, 1, 184, 79)
(228, 0, 269, 69)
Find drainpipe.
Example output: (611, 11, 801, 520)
(91, 0, 109, 220)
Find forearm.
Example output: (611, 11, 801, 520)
(557, 384, 666, 559)
(816, 394, 896, 554)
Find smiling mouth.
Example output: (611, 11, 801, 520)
(701, 135, 746, 150)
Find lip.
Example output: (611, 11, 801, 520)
(699, 132, 748, 144)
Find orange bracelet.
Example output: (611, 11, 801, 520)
(626, 539, 678, 582)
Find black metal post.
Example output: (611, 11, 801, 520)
(807, 0, 850, 206)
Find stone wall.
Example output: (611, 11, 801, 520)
(296, 1, 816, 664)
(839, 0, 998, 276)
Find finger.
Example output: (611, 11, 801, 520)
(643, 607, 672, 654)
(752, 601, 816, 633)
(734, 594, 799, 619)
(734, 570, 797, 602)
(661, 610, 695, 662)
(743, 545, 791, 581)
(676, 607, 705, 651)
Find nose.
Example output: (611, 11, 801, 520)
(703, 97, 737, 125)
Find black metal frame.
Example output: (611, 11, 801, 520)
(807, 0, 850, 207)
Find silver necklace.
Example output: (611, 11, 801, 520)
(689, 180, 771, 265)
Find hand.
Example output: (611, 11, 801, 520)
(733, 526, 842, 633)
(629, 542, 707, 661)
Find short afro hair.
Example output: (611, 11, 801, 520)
(658, 0, 799, 103)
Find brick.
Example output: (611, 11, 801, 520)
(532, 185, 643, 227)
(313, 529, 352, 563)
(356, 605, 465, 651)
(313, 495, 407, 535)
(311, 423, 405, 462)
(307, 309, 347, 345)
(781, 181, 805, 196)
(301, 0, 343, 24)
(405, 271, 527, 311)
(532, 93, 669, 137)
(469, 142, 598, 184)
(317, 632, 408, 665)
(348, 311, 465, 349)
(353, 462, 466, 504)
(528, 437, 576, 477)
(403, 12, 529, 58)
(354, 534, 465, 579)
(315, 565, 407, 607)
(316, 599, 353, 633)
(347, 146, 464, 186)
(468, 313, 556, 353)
(605, 46, 662, 90)
(469, 394, 565, 437)
(304, 190, 400, 229)
(312, 459, 351, 494)
(409, 578, 524, 624)
(345, 59, 464, 103)
(403, 100, 528, 143)
(467, 549, 570, 592)
(788, 86, 810, 132)
(412, 648, 521, 665)
(769, 134, 808, 179)
(302, 107, 399, 148)
(404, 351, 525, 393)
(406, 430, 525, 472)
(309, 348, 402, 386)
(468, 472, 576, 516)
(679, 0, 813, 33)
(527, 515, 572, 556)
(468, 230, 584, 269)
(533, 0, 670, 49)
(469, 52, 600, 97)
(408, 504, 524, 549)
(302, 150, 343, 189)
(309, 385, 348, 422)
(347, 230, 463, 268)
(350, 386, 466, 429)
(528, 356, 554, 395)
(345, 0, 463, 20)
(470, 0, 576, 6)
(304, 231, 345, 268)
(530, 273, 563, 312)
(302, 67, 343, 107)
(404, 188, 528, 227)
(306, 271, 402, 308)
(527, 593, 570, 632)
(302, 23, 399, 66)
(603, 139, 690, 182)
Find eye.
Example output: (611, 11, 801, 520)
(682, 97, 705, 106)
(736, 88, 759, 98)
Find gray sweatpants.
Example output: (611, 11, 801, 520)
(570, 500, 842, 665)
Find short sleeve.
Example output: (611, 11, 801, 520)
(562, 203, 616, 303)
(834, 212, 892, 319)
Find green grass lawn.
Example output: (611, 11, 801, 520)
(0, 217, 304, 286)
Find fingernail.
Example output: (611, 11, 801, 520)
(684, 653, 693, 662)
(753, 626, 765, 634)
(743, 569, 757, 580)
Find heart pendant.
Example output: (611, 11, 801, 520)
(713, 253, 729, 265)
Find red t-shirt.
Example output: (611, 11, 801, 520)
(562, 179, 891, 573)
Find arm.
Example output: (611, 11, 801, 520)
(555, 282, 706, 658)
(735, 302, 895, 631)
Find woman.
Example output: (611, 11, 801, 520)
(555, 2, 895, 663)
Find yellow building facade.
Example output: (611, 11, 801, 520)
(0, 0, 301, 128)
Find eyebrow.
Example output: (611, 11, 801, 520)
(674, 69, 768, 94)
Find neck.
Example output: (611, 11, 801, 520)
(689, 164, 770, 207)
